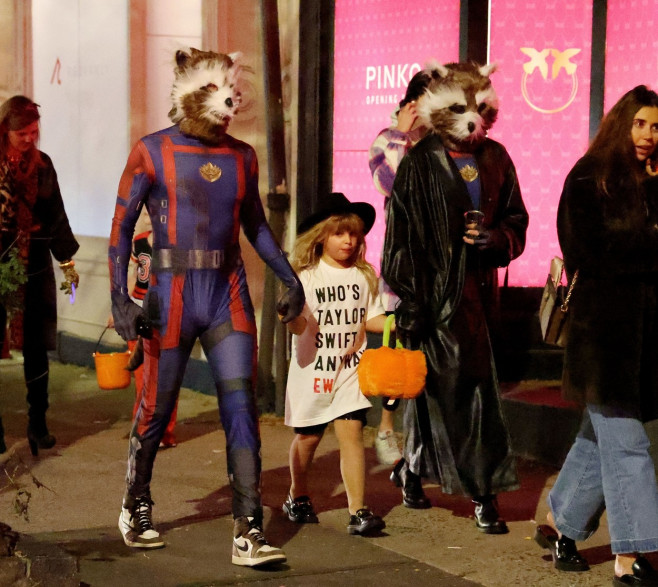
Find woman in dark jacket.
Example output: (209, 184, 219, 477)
(0, 96, 79, 456)
(535, 86, 658, 586)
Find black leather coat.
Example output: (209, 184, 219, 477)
(382, 134, 528, 496)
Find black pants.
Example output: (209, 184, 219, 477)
(24, 342, 50, 428)
(1, 304, 51, 433)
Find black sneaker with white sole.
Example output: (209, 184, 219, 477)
(232, 516, 287, 567)
(347, 508, 386, 535)
(283, 494, 319, 523)
(118, 494, 164, 549)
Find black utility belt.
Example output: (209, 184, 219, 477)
(154, 249, 227, 271)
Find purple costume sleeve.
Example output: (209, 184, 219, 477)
(368, 127, 413, 199)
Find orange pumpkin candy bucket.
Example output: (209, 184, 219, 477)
(358, 315, 427, 399)
(92, 327, 132, 390)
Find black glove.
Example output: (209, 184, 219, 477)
(276, 278, 305, 323)
(111, 291, 145, 341)
(396, 326, 424, 351)
(267, 252, 306, 323)
(471, 229, 491, 248)
(126, 336, 144, 372)
(474, 227, 513, 253)
(395, 301, 425, 350)
(135, 315, 153, 339)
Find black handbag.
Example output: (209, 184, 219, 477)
(539, 257, 578, 347)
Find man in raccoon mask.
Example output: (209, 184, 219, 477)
(382, 62, 528, 533)
(109, 48, 304, 566)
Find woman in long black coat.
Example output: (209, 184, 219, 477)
(0, 96, 79, 456)
(534, 86, 658, 586)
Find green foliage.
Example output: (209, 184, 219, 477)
(0, 245, 27, 316)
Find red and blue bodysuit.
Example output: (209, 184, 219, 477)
(109, 125, 302, 521)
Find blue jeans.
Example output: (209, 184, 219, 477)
(548, 404, 658, 554)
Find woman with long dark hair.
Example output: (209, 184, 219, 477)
(535, 86, 658, 586)
(0, 95, 79, 456)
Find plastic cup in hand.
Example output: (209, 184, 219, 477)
(464, 210, 485, 233)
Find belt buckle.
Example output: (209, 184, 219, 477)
(212, 250, 223, 268)
(191, 249, 203, 268)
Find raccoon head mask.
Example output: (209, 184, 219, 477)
(417, 61, 499, 153)
(168, 48, 244, 144)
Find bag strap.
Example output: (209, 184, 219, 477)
(382, 314, 395, 347)
(560, 269, 579, 313)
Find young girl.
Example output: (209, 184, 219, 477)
(282, 192, 387, 536)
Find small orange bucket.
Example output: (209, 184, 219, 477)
(92, 327, 131, 390)
(358, 315, 427, 400)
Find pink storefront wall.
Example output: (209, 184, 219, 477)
(333, 0, 658, 287)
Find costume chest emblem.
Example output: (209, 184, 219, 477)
(459, 164, 479, 183)
(199, 162, 222, 182)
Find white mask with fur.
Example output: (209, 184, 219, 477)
(168, 48, 244, 144)
(417, 61, 499, 153)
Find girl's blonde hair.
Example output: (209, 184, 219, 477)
(291, 213, 379, 300)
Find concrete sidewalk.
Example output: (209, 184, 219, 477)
(0, 358, 629, 586)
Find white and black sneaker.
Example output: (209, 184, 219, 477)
(232, 516, 286, 567)
(118, 494, 164, 549)
(374, 430, 402, 466)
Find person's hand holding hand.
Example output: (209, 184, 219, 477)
(276, 279, 305, 324)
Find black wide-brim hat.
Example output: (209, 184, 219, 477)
(297, 192, 376, 236)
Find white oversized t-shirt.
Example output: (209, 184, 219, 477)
(285, 259, 385, 427)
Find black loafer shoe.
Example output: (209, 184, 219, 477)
(613, 556, 658, 586)
(534, 524, 589, 572)
(282, 494, 319, 524)
(347, 509, 385, 536)
(390, 459, 431, 509)
(473, 496, 509, 535)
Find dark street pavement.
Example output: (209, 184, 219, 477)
(0, 357, 627, 586)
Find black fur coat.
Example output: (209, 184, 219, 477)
(558, 155, 658, 420)
(381, 134, 528, 496)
